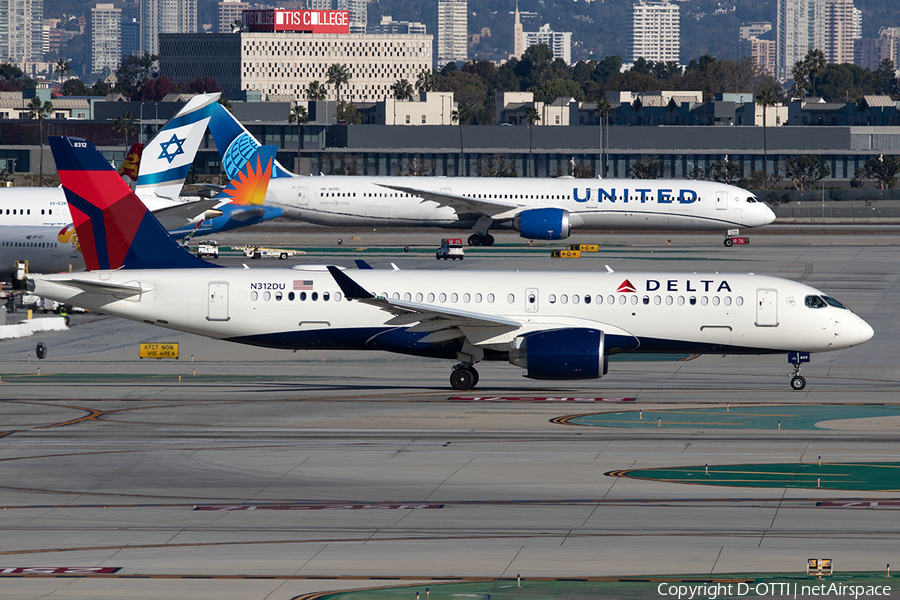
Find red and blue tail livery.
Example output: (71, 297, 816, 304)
(49, 136, 216, 270)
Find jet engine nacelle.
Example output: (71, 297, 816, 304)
(513, 207, 571, 240)
(508, 328, 607, 380)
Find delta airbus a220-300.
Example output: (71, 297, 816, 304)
(31, 137, 871, 391)
(207, 103, 776, 247)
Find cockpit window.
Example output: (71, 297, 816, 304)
(822, 296, 848, 309)
(746, 197, 757, 203)
(805, 295, 827, 309)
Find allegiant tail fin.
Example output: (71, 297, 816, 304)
(48, 136, 217, 271)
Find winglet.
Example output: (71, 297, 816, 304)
(354, 259, 374, 270)
(327, 266, 375, 300)
(49, 136, 218, 271)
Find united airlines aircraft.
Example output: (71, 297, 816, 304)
(208, 103, 776, 246)
(31, 137, 872, 392)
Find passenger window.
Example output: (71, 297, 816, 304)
(629, 295, 637, 305)
(487, 293, 495, 303)
(507, 294, 515, 303)
(560, 295, 568, 304)
(618, 295, 626, 305)
(677, 296, 685, 305)
(440, 292, 447, 302)
(701, 296, 708, 306)
(584, 295, 591, 304)
(595, 295, 603, 304)
(300, 292, 307, 301)
(275, 292, 282, 301)
(666, 296, 673, 305)
(335, 292, 342, 301)
(264, 291, 271, 301)
(712, 296, 720, 306)
(312, 292, 318, 301)
(464, 293, 472, 303)
(549, 294, 557, 303)
(735, 296, 742, 306)
(474, 293, 482, 303)
(251, 291, 258, 301)
(391, 292, 399, 299)
(404, 292, 411, 301)
(689, 296, 696, 305)
(643, 296, 650, 305)
(323, 292, 330, 301)
(572, 295, 580, 304)
(451, 293, 458, 303)
(607, 295, 614, 304)
(427, 292, 435, 302)
(724, 297, 732, 306)
(654, 295, 661, 305)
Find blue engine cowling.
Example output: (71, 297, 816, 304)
(509, 328, 607, 380)
(513, 207, 570, 240)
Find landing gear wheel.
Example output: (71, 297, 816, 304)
(279, 252, 288, 260)
(790, 375, 806, 391)
(450, 367, 476, 390)
(723, 238, 734, 247)
(467, 234, 480, 247)
(483, 234, 495, 246)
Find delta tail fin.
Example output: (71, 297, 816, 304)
(49, 136, 217, 271)
(209, 102, 294, 180)
(135, 93, 220, 199)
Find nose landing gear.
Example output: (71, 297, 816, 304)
(787, 351, 810, 390)
(450, 363, 479, 390)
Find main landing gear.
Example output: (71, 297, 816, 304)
(467, 233, 495, 247)
(450, 363, 479, 390)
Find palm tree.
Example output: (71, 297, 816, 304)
(26, 96, 53, 186)
(415, 70, 436, 93)
(594, 99, 613, 177)
(326, 63, 351, 104)
(288, 103, 309, 171)
(54, 59, 71, 82)
(524, 106, 541, 178)
(306, 80, 326, 101)
(450, 104, 473, 176)
(755, 88, 779, 190)
(391, 79, 414, 101)
(805, 49, 826, 98)
(113, 110, 139, 147)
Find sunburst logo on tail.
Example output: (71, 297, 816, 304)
(218, 145, 276, 206)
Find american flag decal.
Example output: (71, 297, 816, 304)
(293, 280, 313, 290)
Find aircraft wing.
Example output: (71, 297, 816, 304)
(327, 266, 521, 341)
(374, 183, 518, 218)
(149, 199, 223, 230)
(45, 278, 146, 297)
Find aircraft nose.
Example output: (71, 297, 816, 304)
(763, 204, 777, 225)
(858, 318, 875, 345)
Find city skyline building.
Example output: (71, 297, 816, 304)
(89, 3, 121, 74)
(0, 0, 44, 63)
(823, 0, 858, 64)
(523, 24, 572, 64)
(776, 0, 824, 80)
(437, 0, 467, 66)
(512, 0, 523, 59)
(217, 0, 248, 34)
(140, 0, 198, 56)
(367, 15, 426, 35)
(628, 0, 680, 63)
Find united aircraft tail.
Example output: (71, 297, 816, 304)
(49, 136, 216, 270)
(208, 102, 294, 180)
(135, 93, 221, 199)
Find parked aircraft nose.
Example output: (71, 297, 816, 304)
(857, 318, 875, 345)
(762, 203, 776, 225)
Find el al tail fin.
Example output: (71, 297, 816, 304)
(49, 136, 217, 271)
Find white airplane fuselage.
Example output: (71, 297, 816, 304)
(264, 176, 775, 233)
(31, 268, 872, 364)
(0, 224, 81, 274)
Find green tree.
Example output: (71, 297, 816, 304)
(530, 78, 584, 103)
(628, 155, 661, 179)
(524, 106, 540, 178)
(805, 49, 826, 98)
(784, 155, 830, 190)
(853, 155, 900, 189)
(115, 51, 158, 99)
(756, 88, 779, 189)
(390, 78, 414, 100)
(54, 59, 71, 80)
(874, 59, 898, 97)
(288, 103, 309, 171)
(306, 80, 327, 101)
(26, 96, 53, 186)
(451, 103, 474, 176)
(112, 110, 138, 146)
(707, 159, 742, 185)
(326, 63, 351, 105)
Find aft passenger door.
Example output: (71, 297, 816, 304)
(293, 186, 309, 206)
(207, 282, 230, 322)
(525, 288, 539, 313)
(755, 288, 778, 327)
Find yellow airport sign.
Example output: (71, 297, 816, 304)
(569, 244, 599, 252)
(551, 249, 581, 259)
(139, 343, 179, 359)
